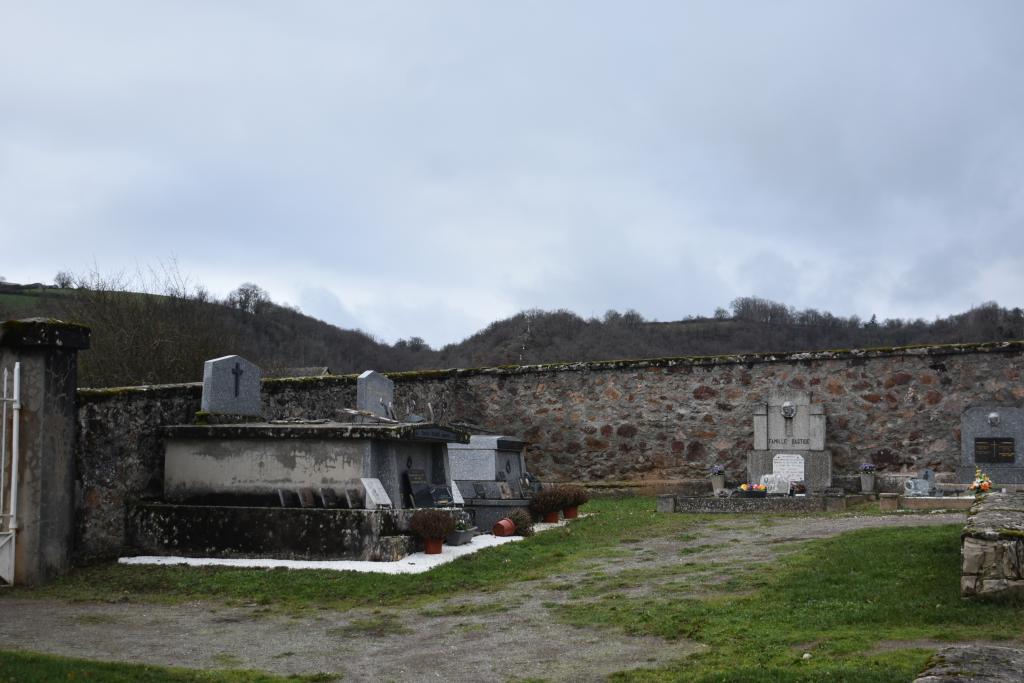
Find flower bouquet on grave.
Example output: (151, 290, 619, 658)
(968, 467, 992, 497)
(736, 483, 767, 498)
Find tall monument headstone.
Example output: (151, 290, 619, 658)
(958, 406, 1024, 485)
(748, 392, 831, 492)
(201, 355, 262, 416)
(356, 370, 395, 420)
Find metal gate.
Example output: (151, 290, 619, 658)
(0, 362, 21, 586)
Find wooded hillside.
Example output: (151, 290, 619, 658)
(2, 277, 1021, 388)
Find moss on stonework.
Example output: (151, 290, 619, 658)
(78, 381, 202, 403)
(996, 528, 1024, 538)
(76, 338, 1024, 394)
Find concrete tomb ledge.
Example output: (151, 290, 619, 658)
(127, 503, 471, 562)
(961, 493, 1024, 599)
(160, 420, 470, 443)
(914, 645, 1024, 683)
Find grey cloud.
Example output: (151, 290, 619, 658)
(1, 1, 1022, 346)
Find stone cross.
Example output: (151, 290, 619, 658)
(231, 362, 243, 397)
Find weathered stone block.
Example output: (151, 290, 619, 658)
(656, 494, 676, 513)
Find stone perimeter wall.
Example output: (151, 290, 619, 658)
(75, 341, 1024, 562)
(961, 492, 1024, 599)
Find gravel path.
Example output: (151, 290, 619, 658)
(0, 511, 966, 682)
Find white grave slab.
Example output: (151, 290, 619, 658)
(360, 478, 393, 509)
(772, 453, 805, 483)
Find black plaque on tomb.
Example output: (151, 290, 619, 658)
(319, 487, 340, 508)
(297, 487, 318, 508)
(277, 489, 299, 508)
(405, 468, 435, 507)
(473, 483, 488, 499)
(975, 437, 1016, 464)
(429, 486, 454, 507)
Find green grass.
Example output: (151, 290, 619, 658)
(12, 499, 718, 610)
(551, 524, 1024, 682)
(0, 650, 337, 683)
(2, 499, 998, 682)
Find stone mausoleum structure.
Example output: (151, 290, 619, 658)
(129, 360, 469, 562)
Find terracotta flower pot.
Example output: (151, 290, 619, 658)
(492, 518, 515, 536)
(424, 538, 443, 554)
(543, 511, 560, 524)
(563, 506, 579, 519)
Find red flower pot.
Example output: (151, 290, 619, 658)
(543, 511, 560, 524)
(563, 506, 579, 519)
(492, 518, 515, 536)
(424, 538, 443, 554)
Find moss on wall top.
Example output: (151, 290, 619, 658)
(0, 317, 91, 350)
(78, 338, 1024, 400)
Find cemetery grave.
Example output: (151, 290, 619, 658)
(128, 360, 473, 562)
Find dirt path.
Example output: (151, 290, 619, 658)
(0, 512, 966, 682)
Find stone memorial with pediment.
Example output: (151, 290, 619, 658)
(747, 392, 832, 492)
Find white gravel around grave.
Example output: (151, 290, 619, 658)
(118, 516, 578, 575)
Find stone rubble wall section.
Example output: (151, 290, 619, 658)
(961, 492, 1024, 599)
(75, 343, 1024, 562)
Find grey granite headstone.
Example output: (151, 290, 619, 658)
(201, 355, 262, 416)
(356, 370, 394, 419)
(451, 481, 465, 506)
(958, 406, 1024, 484)
(360, 478, 393, 509)
(905, 469, 936, 497)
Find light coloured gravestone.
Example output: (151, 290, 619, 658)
(748, 392, 831, 491)
(760, 473, 790, 495)
(360, 478, 393, 509)
(773, 453, 805, 483)
(356, 370, 395, 419)
(201, 355, 262, 416)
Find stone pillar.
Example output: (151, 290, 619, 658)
(0, 318, 90, 585)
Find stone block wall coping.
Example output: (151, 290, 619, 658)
(963, 493, 1024, 540)
(0, 318, 91, 350)
(75, 338, 1024, 401)
(160, 421, 470, 443)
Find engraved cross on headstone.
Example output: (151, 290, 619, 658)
(231, 362, 243, 397)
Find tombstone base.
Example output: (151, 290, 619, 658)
(747, 451, 832, 492)
(958, 465, 1024, 486)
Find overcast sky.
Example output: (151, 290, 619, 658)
(2, 2, 1022, 347)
